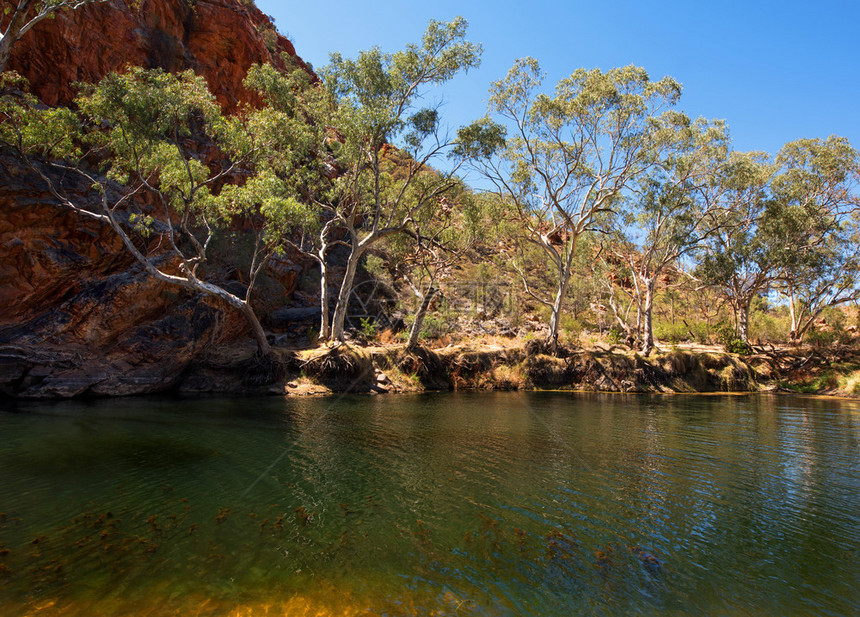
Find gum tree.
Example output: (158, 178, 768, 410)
(602, 117, 730, 353)
(458, 59, 682, 354)
(318, 17, 482, 342)
(241, 59, 333, 339)
(773, 137, 860, 341)
(1, 67, 316, 356)
(698, 137, 859, 345)
(695, 151, 776, 345)
(384, 183, 478, 350)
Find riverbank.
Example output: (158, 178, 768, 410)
(5, 337, 858, 400)
(178, 340, 860, 400)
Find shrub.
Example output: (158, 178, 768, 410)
(560, 314, 582, 342)
(654, 320, 688, 344)
(687, 320, 713, 345)
(420, 313, 448, 340)
(607, 325, 624, 345)
(750, 309, 790, 343)
(359, 317, 378, 339)
(716, 322, 750, 355)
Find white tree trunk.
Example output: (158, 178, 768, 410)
(318, 257, 331, 341)
(736, 299, 750, 344)
(0, 2, 32, 74)
(330, 248, 363, 342)
(407, 284, 437, 350)
(98, 194, 272, 355)
(238, 299, 272, 356)
(641, 277, 655, 354)
(546, 273, 570, 355)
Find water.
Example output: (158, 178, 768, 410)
(0, 392, 858, 616)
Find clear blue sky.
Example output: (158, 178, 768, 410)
(256, 0, 859, 158)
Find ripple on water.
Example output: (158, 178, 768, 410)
(0, 392, 858, 616)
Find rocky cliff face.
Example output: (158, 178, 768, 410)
(0, 0, 313, 398)
(7, 0, 313, 111)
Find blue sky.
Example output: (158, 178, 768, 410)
(256, 0, 859, 159)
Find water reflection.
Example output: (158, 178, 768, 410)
(1, 393, 859, 616)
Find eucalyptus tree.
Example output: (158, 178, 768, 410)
(698, 137, 859, 345)
(316, 17, 482, 342)
(457, 59, 682, 354)
(0, 0, 109, 72)
(772, 137, 860, 341)
(779, 219, 860, 341)
(0, 67, 317, 356)
(241, 59, 333, 339)
(602, 117, 730, 353)
(695, 152, 775, 345)
(387, 184, 478, 349)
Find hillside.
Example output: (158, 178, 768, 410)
(0, 0, 315, 397)
(1, 2, 857, 401)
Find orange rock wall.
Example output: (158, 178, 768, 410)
(7, 0, 313, 111)
(0, 0, 313, 397)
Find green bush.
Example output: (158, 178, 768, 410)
(419, 313, 448, 340)
(359, 317, 378, 339)
(687, 320, 713, 345)
(750, 309, 790, 343)
(716, 322, 751, 355)
(560, 314, 582, 338)
(607, 325, 624, 345)
(363, 254, 387, 279)
(654, 320, 688, 343)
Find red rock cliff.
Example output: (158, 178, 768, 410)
(0, 0, 313, 398)
(6, 0, 313, 111)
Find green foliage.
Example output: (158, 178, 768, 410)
(359, 317, 378, 339)
(0, 72, 80, 158)
(363, 254, 387, 280)
(653, 320, 689, 344)
(750, 307, 790, 343)
(559, 314, 582, 338)
(688, 320, 714, 345)
(780, 372, 839, 394)
(697, 138, 859, 344)
(256, 23, 279, 53)
(418, 313, 448, 340)
(716, 322, 751, 355)
(607, 326, 624, 345)
(322, 16, 481, 161)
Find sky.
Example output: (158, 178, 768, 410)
(255, 0, 860, 163)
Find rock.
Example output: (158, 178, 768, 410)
(270, 334, 293, 347)
(7, 0, 315, 113)
(0, 2, 319, 399)
(0, 356, 28, 385)
(376, 372, 391, 385)
(268, 306, 321, 328)
(18, 369, 108, 399)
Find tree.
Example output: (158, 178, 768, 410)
(390, 185, 477, 349)
(315, 17, 482, 342)
(779, 218, 860, 341)
(698, 137, 859, 345)
(602, 117, 730, 353)
(772, 137, 860, 341)
(457, 59, 682, 354)
(694, 151, 775, 345)
(0, 0, 108, 73)
(241, 59, 332, 340)
(1, 67, 316, 356)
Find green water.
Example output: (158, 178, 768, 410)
(0, 392, 858, 616)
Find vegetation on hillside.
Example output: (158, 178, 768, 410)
(1, 11, 859, 379)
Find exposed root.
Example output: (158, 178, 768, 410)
(302, 347, 371, 380)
